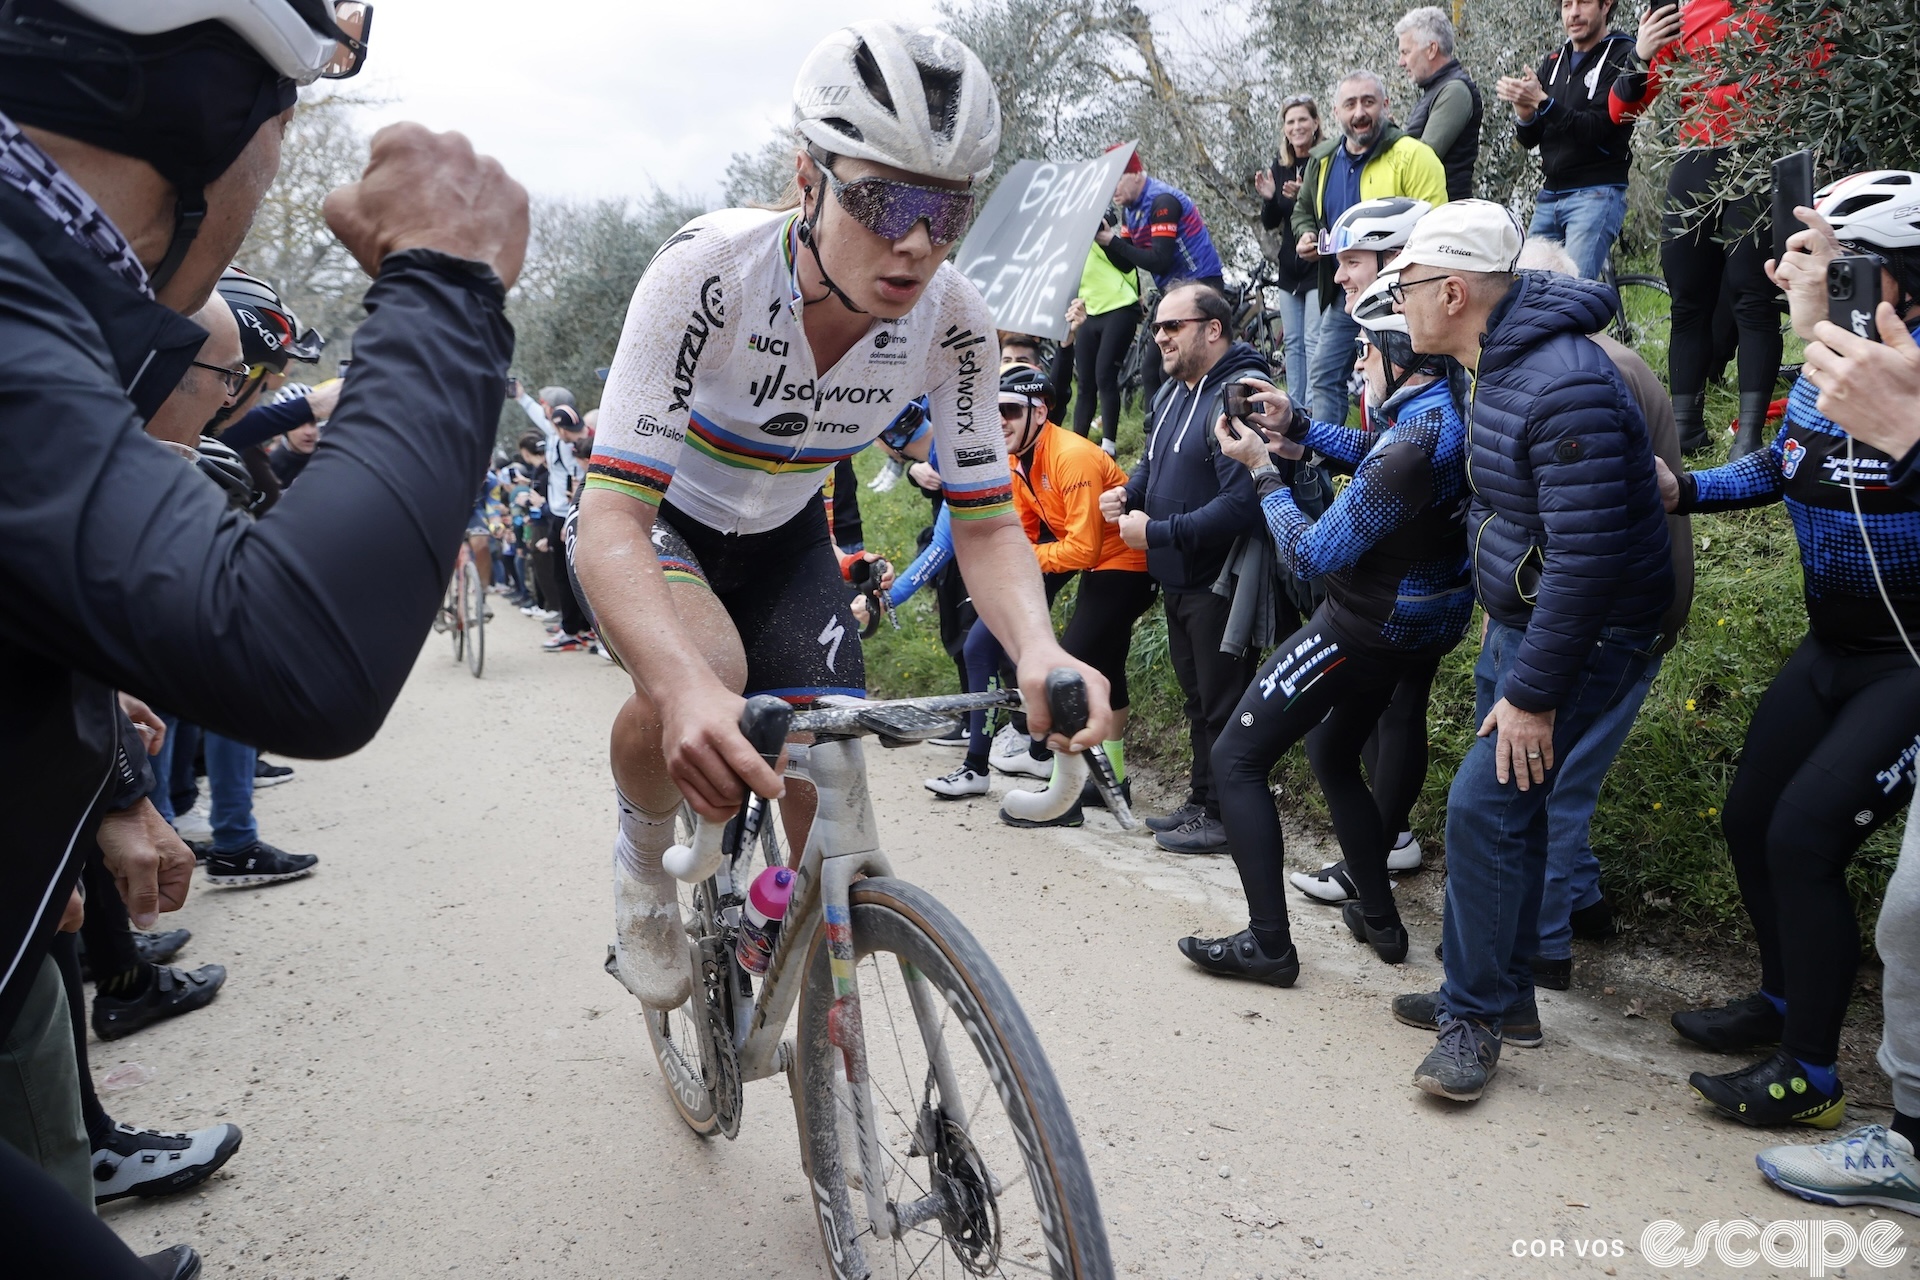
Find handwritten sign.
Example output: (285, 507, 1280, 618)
(954, 145, 1136, 340)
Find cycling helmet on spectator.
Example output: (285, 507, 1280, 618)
(194, 434, 262, 513)
(1354, 273, 1444, 400)
(1815, 170, 1920, 306)
(998, 364, 1049, 449)
(218, 266, 322, 370)
(1328, 197, 1433, 256)
(792, 21, 1000, 183)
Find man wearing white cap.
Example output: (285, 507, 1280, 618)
(1384, 200, 1672, 1103)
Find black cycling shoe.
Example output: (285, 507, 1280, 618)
(1078, 774, 1131, 811)
(1341, 902, 1409, 964)
(1531, 956, 1572, 991)
(1672, 992, 1785, 1054)
(91, 963, 227, 1041)
(1690, 1051, 1847, 1129)
(78, 929, 190, 981)
(1176, 929, 1299, 987)
(140, 1246, 202, 1280)
(203, 841, 317, 886)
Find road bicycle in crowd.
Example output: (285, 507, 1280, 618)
(430, 541, 485, 678)
(608, 673, 1117, 1278)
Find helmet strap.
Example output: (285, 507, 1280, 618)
(145, 185, 206, 295)
(795, 162, 869, 316)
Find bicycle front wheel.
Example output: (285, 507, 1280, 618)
(462, 559, 485, 677)
(445, 581, 464, 662)
(794, 877, 1110, 1279)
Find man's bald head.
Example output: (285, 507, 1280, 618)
(145, 297, 246, 447)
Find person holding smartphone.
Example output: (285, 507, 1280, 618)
(1652, 171, 1920, 1132)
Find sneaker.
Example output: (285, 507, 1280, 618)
(1145, 801, 1204, 834)
(1672, 992, 1785, 1054)
(1387, 831, 1422, 873)
(78, 929, 190, 981)
(924, 765, 990, 798)
(170, 800, 212, 844)
(989, 726, 1050, 778)
(203, 841, 317, 886)
(252, 758, 295, 787)
(1290, 859, 1359, 904)
(1155, 812, 1229, 855)
(1531, 956, 1572, 991)
(92, 1121, 243, 1203)
(1755, 1124, 1920, 1215)
(91, 964, 227, 1041)
(1691, 1051, 1847, 1129)
(519, 604, 547, 617)
(1341, 901, 1409, 964)
(1176, 929, 1299, 987)
(1077, 774, 1132, 811)
(1413, 1017, 1501, 1102)
(543, 631, 588, 653)
(925, 721, 969, 749)
(1391, 990, 1541, 1048)
(1569, 895, 1618, 941)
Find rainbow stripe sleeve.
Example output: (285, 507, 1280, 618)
(585, 443, 675, 505)
(943, 473, 1015, 521)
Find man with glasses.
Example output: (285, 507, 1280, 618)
(1099, 283, 1270, 854)
(1292, 70, 1448, 429)
(1382, 202, 1671, 1105)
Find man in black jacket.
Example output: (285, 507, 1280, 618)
(0, 3, 525, 1271)
(1496, 0, 1640, 280)
(1101, 283, 1268, 854)
(1385, 201, 1671, 1105)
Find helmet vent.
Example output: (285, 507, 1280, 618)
(917, 63, 963, 141)
(1833, 193, 1892, 217)
(851, 40, 897, 116)
(820, 117, 864, 143)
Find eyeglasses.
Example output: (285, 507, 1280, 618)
(191, 361, 250, 397)
(825, 167, 976, 245)
(1150, 316, 1212, 337)
(1386, 274, 1450, 306)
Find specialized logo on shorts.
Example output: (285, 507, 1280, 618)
(1780, 436, 1807, 479)
(760, 412, 808, 438)
(1856, 810, 1876, 826)
(1240, 711, 1254, 726)
(952, 444, 999, 469)
(818, 615, 846, 672)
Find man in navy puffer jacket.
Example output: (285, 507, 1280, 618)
(1385, 202, 1671, 1103)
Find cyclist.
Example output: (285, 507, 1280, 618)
(1658, 172, 1920, 1128)
(924, 365, 1152, 821)
(572, 22, 1113, 1011)
(1097, 147, 1225, 411)
(1184, 276, 1472, 983)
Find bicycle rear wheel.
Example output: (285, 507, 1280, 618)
(462, 558, 485, 677)
(1611, 273, 1672, 377)
(445, 580, 464, 663)
(793, 877, 1110, 1279)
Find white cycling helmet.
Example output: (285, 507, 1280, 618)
(1328, 197, 1433, 255)
(1352, 273, 1409, 334)
(48, 0, 370, 83)
(1815, 171, 1920, 250)
(792, 21, 1000, 183)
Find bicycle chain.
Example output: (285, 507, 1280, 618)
(700, 934, 744, 1139)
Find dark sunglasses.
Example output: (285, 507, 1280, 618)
(826, 168, 976, 245)
(1150, 316, 1213, 337)
(191, 361, 249, 397)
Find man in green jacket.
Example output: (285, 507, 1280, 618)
(1291, 70, 1448, 425)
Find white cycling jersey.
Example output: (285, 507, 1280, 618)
(587, 207, 1013, 535)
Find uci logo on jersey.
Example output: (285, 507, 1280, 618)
(748, 333, 790, 357)
(761, 412, 807, 438)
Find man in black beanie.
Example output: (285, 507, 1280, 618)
(0, 3, 527, 1272)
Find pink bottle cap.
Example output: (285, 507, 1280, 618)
(749, 866, 795, 919)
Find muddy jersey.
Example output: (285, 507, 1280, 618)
(586, 207, 1013, 535)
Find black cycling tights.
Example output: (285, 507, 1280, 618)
(1723, 633, 1920, 1066)
(1072, 307, 1139, 439)
(1361, 663, 1438, 839)
(1212, 616, 1439, 948)
(1662, 148, 1783, 402)
(1060, 569, 1156, 709)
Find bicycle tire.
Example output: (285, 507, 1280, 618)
(1611, 273, 1672, 374)
(793, 877, 1111, 1280)
(462, 559, 485, 678)
(446, 580, 464, 663)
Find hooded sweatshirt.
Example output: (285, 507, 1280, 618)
(1123, 340, 1270, 592)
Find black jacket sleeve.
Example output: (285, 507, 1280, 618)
(0, 250, 514, 759)
(1259, 160, 1296, 230)
(219, 395, 315, 452)
(1102, 193, 1183, 278)
(1513, 52, 1560, 149)
(1046, 340, 1074, 425)
(105, 704, 154, 811)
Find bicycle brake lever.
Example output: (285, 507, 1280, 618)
(730, 695, 793, 859)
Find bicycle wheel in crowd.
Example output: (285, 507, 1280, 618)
(1612, 273, 1672, 377)
(445, 580, 464, 663)
(462, 558, 485, 678)
(793, 877, 1111, 1279)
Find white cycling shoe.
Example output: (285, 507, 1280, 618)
(613, 860, 693, 1010)
(925, 765, 989, 798)
(1289, 833, 1423, 903)
(989, 724, 1051, 779)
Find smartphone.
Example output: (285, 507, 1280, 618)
(1772, 150, 1815, 264)
(1828, 255, 1884, 342)
(1644, 1, 1677, 21)
(1222, 381, 1258, 430)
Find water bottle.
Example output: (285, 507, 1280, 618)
(736, 866, 796, 975)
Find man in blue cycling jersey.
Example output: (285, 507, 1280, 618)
(1097, 148, 1223, 410)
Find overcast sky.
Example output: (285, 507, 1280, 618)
(349, 0, 944, 207)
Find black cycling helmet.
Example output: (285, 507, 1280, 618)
(998, 363, 1051, 404)
(194, 434, 261, 513)
(218, 265, 321, 369)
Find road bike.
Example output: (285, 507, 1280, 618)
(430, 541, 485, 677)
(608, 675, 1116, 1278)
(1604, 259, 1673, 374)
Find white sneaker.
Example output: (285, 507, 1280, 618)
(613, 861, 692, 1010)
(989, 725, 1050, 778)
(171, 800, 212, 844)
(924, 765, 989, 798)
(1388, 831, 1423, 873)
(1757, 1125, 1920, 1216)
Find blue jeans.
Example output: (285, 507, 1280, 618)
(205, 733, 258, 853)
(1309, 298, 1360, 427)
(150, 714, 182, 824)
(1528, 184, 1628, 282)
(1439, 619, 1658, 1031)
(1536, 654, 1662, 960)
(1275, 286, 1319, 403)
